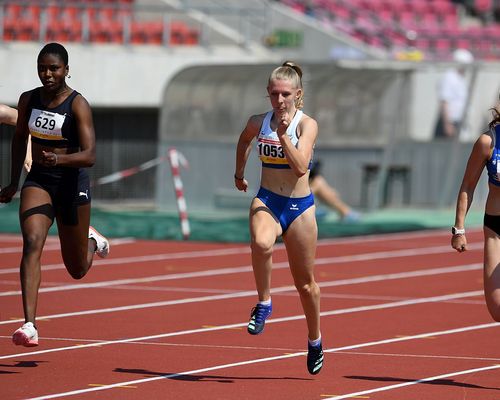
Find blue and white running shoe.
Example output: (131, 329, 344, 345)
(307, 341, 324, 375)
(247, 302, 272, 335)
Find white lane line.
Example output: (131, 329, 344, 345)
(318, 227, 484, 245)
(322, 364, 500, 400)
(0, 226, 477, 250)
(337, 350, 500, 363)
(0, 238, 136, 255)
(23, 321, 500, 400)
(0, 246, 253, 274)
(0, 290, 486, 360)
(0, 264, 482, 324)
(0, 234, 484, 275)
(0, 243, 483, 296)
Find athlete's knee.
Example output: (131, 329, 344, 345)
(295, 280, 320, 298)
(486, 303, 500, 322)
(66, 265, 88, 280)
(63, 257, 90, 280)
(485, 290, 500, 321)
(490, 313, 500, 323)
(22, 232, 46, 255)
(251, 235, 274, 256)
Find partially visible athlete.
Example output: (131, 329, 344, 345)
(0, 104, 32, 173)
(234, 61, 323, 375)
(0, 42, 109, 347)
(451, 99, 500, 321)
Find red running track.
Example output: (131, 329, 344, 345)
(1, 228, 499, 399)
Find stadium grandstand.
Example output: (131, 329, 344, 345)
(279, 0, 500, 61)
(0, 0, 499, 240)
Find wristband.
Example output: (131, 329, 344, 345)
(234, 174, 244, 181)
(451, 226, 465, 235)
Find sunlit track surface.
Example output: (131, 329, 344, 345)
(1, 228, 499, 400)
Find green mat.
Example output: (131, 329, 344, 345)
(0, 200, 485, 243)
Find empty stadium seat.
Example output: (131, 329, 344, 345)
(276, 0, 500, 60)
(0, 1, 201, 47)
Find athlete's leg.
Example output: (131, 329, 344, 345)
(249, 197, 281, 301)
(283, 206, 320, 340)
(56, 203, 95, 279)
(310, 175, 351, 218)
(18, 186, 54, 325)
(483, 226, 500, 321)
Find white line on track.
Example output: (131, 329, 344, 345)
(0, 231, 484, 274)
(0, 227, 472, 247)
(0, 242, 483, 295)
(0, 289, 486, 360)
(23, 321, 500, 400)
(0, 263, 482, 324)
(0, 238, 136, 255)
(322, 364, 500, 399)
(0, 246, 252, 274)
(337, 350, 500, 363)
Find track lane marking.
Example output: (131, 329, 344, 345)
(0, 263, 482, 324)
(0, 290, 486, 360)
(0, 238, 483, 275)
(322, 364, 500, 400)
(23, 322, 500, 399)
(0, 238, 135, 255)
(0, 246, 483, 295)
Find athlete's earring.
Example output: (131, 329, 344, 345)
(66, 74, 71, 79)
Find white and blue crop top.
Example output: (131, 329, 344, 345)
(257, 110, 309, 169)
(487, 124, 500, 187)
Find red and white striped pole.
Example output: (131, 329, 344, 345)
(167, 148, 190, 240)
(92, 156, 166, 186)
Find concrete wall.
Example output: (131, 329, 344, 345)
(0, 41, 276, 107)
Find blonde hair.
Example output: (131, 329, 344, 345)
(268, 61, 304, 109)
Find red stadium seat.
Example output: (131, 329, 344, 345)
(474, 0, 493, 13)
(5, 3, 22, 19)
(420, 12, 440, 29)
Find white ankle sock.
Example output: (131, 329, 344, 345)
(308, 335, 322, 347)
(258, 298, 271, 306)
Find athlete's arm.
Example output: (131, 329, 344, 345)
(51, 94, 96, 168)
(235, 114, 262, 192)
(0, 92, 31, 203)
(452, 132, 491, 251)
(0, 104, 18, 126)
(278, 113, 317, 177)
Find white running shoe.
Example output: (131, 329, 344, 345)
(12, 322, 38, 347)
(88, 226, 110, 258)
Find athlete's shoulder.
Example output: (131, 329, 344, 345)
(298, 112, 318, 130)
(19, 88, 37, 101)
(71, 90, 91, 112)
(474, 130, 495, 158)
(246, 112, 267, 132)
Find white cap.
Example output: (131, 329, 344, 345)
(453, 48, 474, 64)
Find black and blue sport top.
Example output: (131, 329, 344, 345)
(487, 124, 500, 187)
(27, 87, 80, 148)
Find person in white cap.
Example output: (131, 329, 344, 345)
(434, 48, 474, 139)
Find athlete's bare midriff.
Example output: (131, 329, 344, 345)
(486, 184, 500, 215)
(260, 167, 311, 198)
